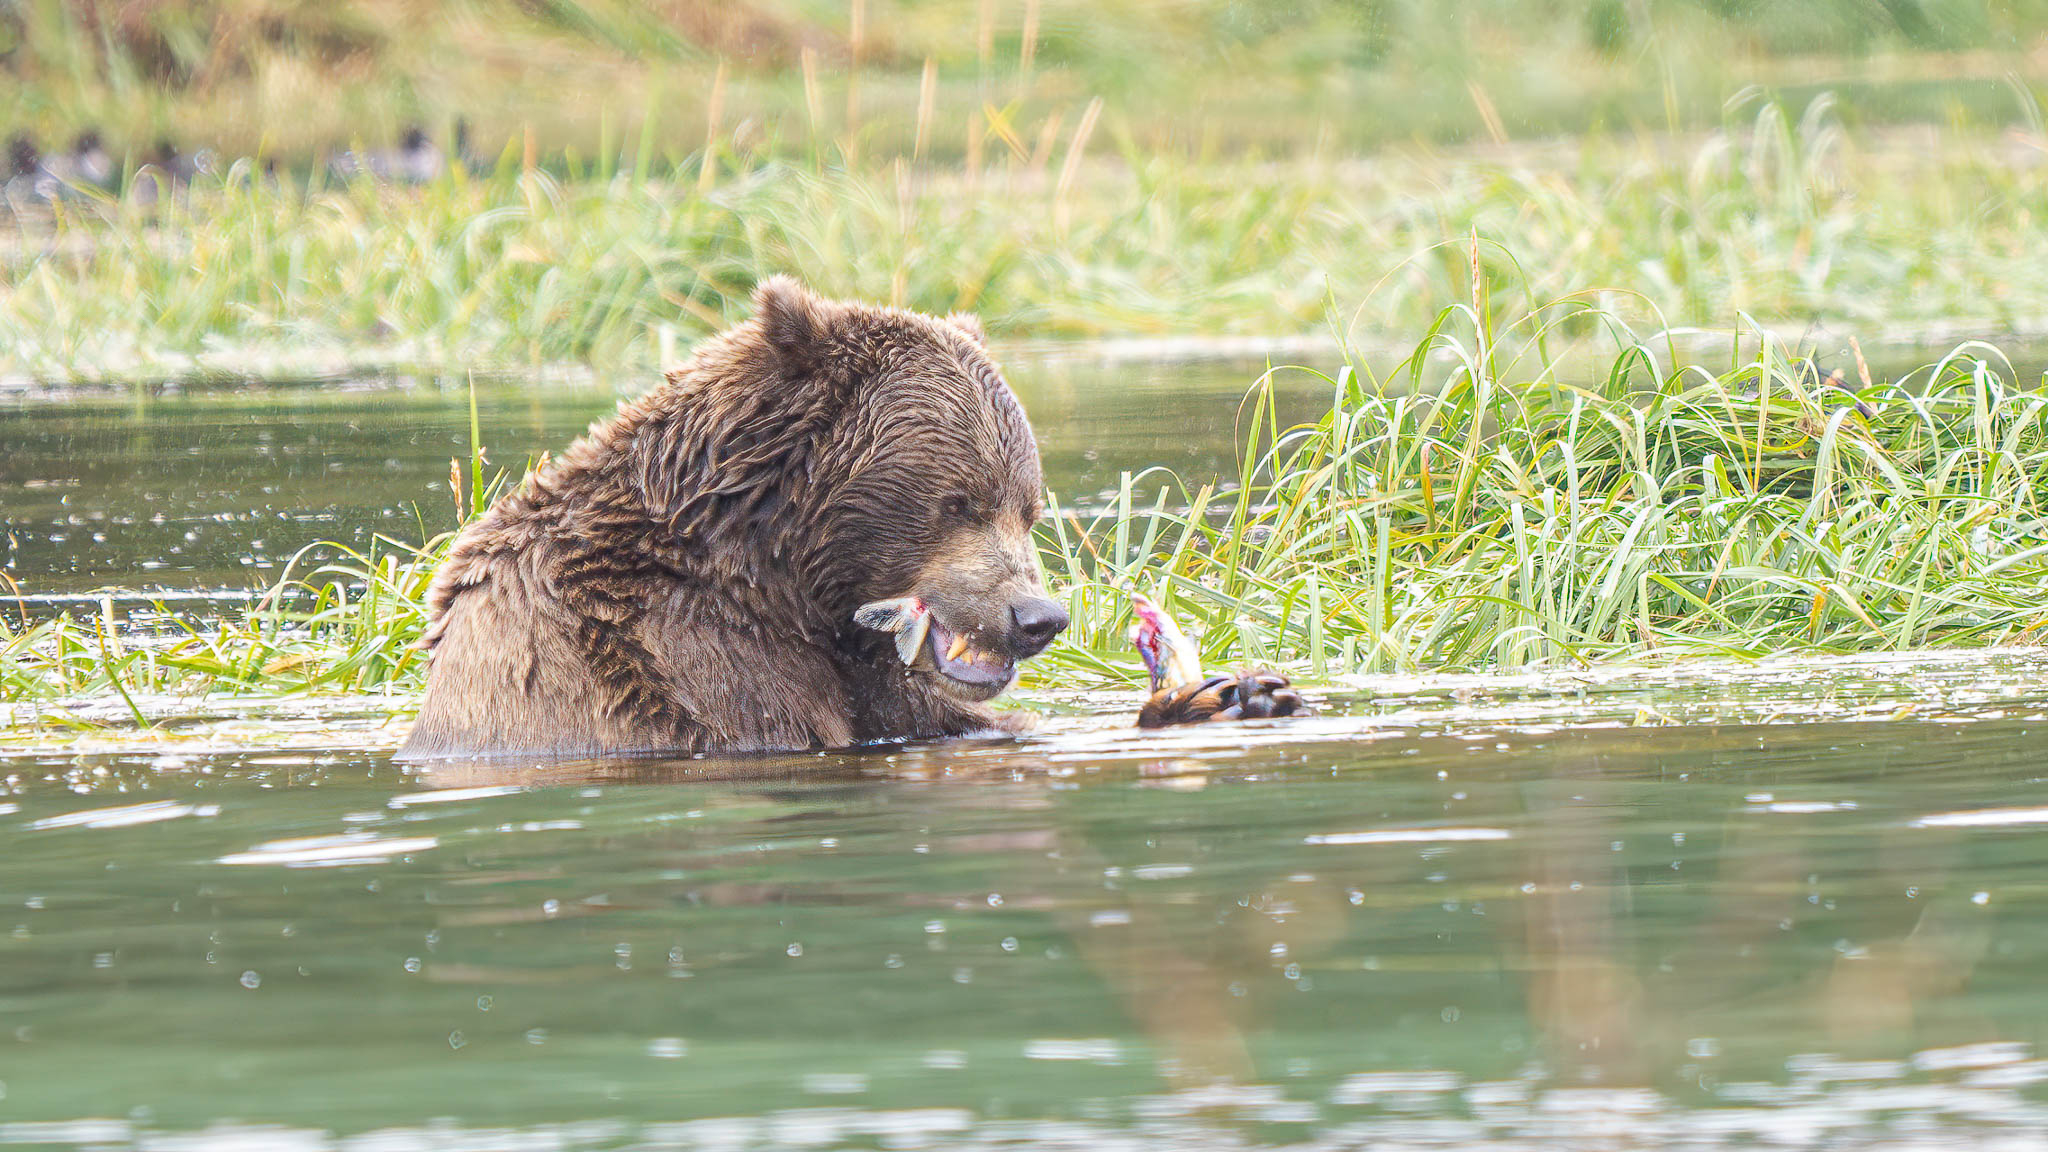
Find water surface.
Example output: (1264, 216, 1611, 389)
(7, 349, 2048, 1147)
(5, 652, 2048, 1148)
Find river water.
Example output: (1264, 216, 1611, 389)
(4, 355, 2048, 1148)
(0, 359, 1334, 600)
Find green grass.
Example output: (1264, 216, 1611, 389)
(1038, 297, 2048, 689)
(6, 287, 2046, 719)
(7, 0, 2045, 166)
(6, 94, 2048, 383)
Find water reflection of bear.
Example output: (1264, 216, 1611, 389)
(1013, 729, 1998, 1089)
(416, 720, 2002, 1096)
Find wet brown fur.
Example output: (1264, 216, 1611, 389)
(399, 278, 1054, 760)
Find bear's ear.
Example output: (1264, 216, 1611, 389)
(752, 275, 831, 370)
(944, 312, 987, 346)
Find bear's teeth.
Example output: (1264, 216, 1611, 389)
(946, 633, 971, 662)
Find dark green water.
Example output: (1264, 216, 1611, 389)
(5, 652, 2048, 1148)
(0, 358, 1331, 601)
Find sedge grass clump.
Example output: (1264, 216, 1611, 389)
(1031, 302, 2048, 688)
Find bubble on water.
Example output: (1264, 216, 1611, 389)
(1348, 889, 1364, 905)
(1974, 891, 1991, 905)
(541, 899, 560, 917)
(1689, 1037, 1721, 1059)
(24, 897, 42, 910)
(1283, 963, 1301, 980)
(953, 967, 973, 984)
(647, 1037, 687, 1059)
(884, 954, 904, 969)
(93, 952, 114, 969)
(1520, 882, 1537, 893)
(476, 996, 493, 1012)
(787, 942, 803, 958)
(987, 893, 1004, 907)
(403, 957, 421, 973)
(524, 1029, 547, 1045)
(1442, 1006, 1461, 1023)
(239, 970, 260, 989)
(923, 1049, 967, 1069)
(448, 1031, 465, 1050)
(1001, 937, 1019, 953)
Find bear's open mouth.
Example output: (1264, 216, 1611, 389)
(924, 618, 1015, 690)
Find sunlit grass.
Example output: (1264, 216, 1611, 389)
(6, 289, 2047, 718)
(1034, 297, 2048, 689)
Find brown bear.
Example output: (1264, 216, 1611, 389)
(398, 278, 1071, 760)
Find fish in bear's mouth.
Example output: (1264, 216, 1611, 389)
(853, 596, 1015, 692)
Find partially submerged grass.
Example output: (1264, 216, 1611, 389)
(6, 97, 2048, 381)
(0, 536, 443, 713)
(6, 292, 2047, 717)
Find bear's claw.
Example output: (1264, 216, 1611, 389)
(1138, 671, 1309, 728)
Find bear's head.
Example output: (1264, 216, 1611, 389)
(638, 277, 1069, 702)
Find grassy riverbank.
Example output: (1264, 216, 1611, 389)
(6, 301, 2044, 722)
(4, 97, 2048, 383)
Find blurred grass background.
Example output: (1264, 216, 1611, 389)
(6, 1, 2048, 377)
(5, 0, 2048, 165)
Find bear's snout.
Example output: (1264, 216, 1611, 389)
(1007, 597, 1069, 658)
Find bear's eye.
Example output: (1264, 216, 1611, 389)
(940, 495, 975, 520)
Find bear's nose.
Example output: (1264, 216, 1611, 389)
(1008, 598, 1070, 657)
